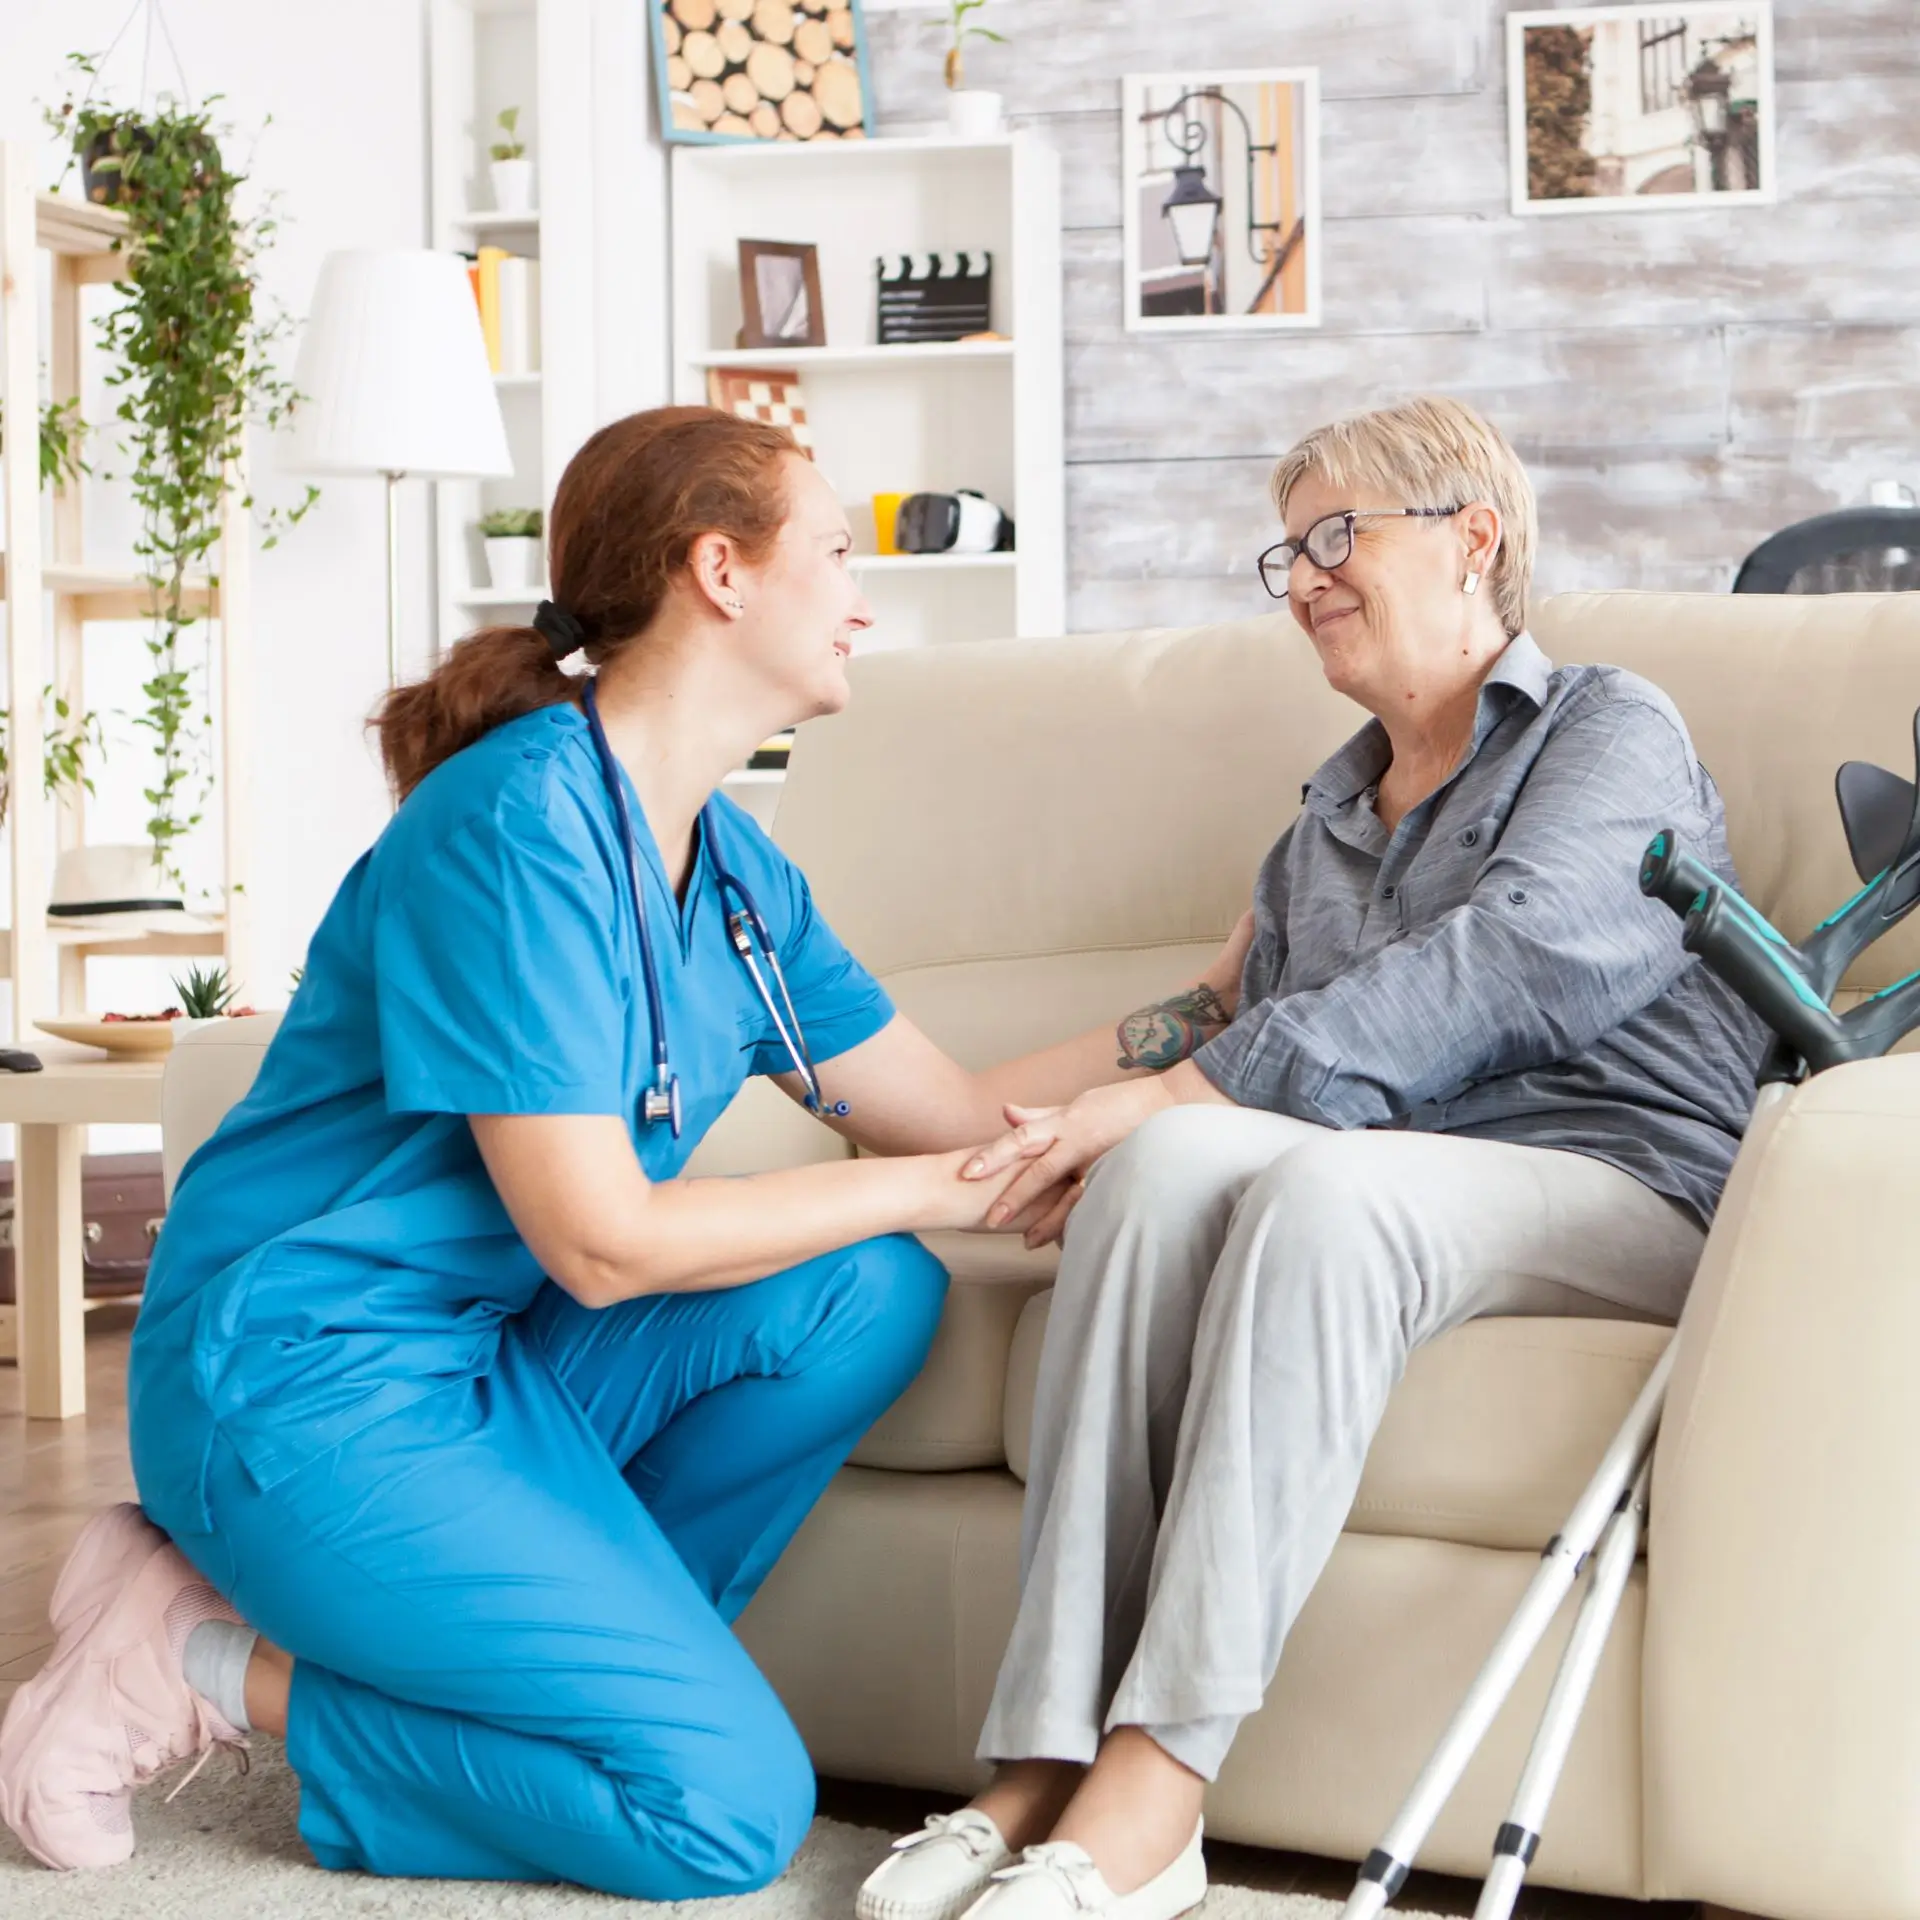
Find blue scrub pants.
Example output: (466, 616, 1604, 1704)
(134, 1235, 946, 1898)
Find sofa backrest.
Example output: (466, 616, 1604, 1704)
(163, 593, 1920, 1183)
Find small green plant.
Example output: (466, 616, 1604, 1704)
(171, 962, 236, 1019)
(0, 688, 107, 826)
(479, 506, 542, 539)
(943, 0, 1005, 90)
(0, 394, 91, 491)
(490, 106, 526, 162)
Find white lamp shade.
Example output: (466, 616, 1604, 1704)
(281, 250, 513, 479)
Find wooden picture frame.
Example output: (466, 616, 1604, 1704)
(649, 0, 875, 147)
(1507, 4, 1775, 215)
(738, 239, 827, 350)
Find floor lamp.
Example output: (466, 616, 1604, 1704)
(281, 250, 512, 689)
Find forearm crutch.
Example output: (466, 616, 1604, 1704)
(1337, 1341, 1674, 1920)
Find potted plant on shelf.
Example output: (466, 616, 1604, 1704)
(44, 52, 315, 887)
(480, 507, 543, 593)
(943, 0, 1006, 138)
(490, 106, 534, 213)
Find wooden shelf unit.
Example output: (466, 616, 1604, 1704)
(0, 149, 255, 1036)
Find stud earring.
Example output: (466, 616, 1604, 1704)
(725, 598, 745, 615)
(1463, 569, 1481, 597)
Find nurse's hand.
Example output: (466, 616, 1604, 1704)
(917, 1143, 1057, 1234)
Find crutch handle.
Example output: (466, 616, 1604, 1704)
(1680, 888, 1849, 1072)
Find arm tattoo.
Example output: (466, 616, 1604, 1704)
(1116, 984, 1232, 1071)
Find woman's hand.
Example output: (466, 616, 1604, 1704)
(961, 1078, 1172, 1248)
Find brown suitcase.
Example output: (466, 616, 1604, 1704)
(0, 1152, 165, 1304)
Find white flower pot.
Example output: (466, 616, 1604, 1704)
(946, 90, 1004, 139)
(484, 537, 540, 592)
(490, 158, 536, 212)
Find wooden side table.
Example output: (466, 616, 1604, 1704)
(0, 1046, 164, 1419)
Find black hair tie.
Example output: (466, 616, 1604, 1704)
(534, 599, 587, 661)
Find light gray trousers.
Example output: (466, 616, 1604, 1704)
(974, 1105, 1706, 1782)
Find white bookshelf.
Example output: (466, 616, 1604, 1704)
(671, 133, 1064, 652)
(426, 0, 602, 660)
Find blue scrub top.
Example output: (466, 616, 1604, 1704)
(130, 702, 894, 1497)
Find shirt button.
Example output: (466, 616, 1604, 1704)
(1508, 886, 1529, 905)
(1382, 883, 1397, 900)
(1460, 827, 1480, 848)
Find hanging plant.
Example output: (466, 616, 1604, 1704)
(0, 393, 92, 490)
(43, 52, 316, 883)
(0, 689, 108, 828)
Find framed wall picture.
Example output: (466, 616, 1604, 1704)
(650, 0, 874, 146)
(1507, 4, 1775, 214)
(1122, 69, 1321, 334)
(739, 239, 827, 349)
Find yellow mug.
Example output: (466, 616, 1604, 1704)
(872, 492, 905, 556)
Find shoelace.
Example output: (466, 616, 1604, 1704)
(892, 1811, 1002, 1860)
(139, 1697, 251, 1807)
(990, 1842, 1110, 1908)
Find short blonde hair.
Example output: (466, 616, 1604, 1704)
(1268, 396, 1537, 637)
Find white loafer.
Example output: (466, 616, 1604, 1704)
(959, 1822, 1206, 1920)
(858, 1809, 1016, 1920)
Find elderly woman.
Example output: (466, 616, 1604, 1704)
(856, 397, 1763, 1920)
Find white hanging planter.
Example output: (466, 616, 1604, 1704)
(490, 158, 536, 212)
(484, 536, 540, 592)
(946, 90, 1003, 139)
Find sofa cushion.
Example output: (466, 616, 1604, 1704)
(848, 1234, 1056, 1471)
(1004, 1290, 1671, 1552)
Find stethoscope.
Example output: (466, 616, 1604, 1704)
(581, 678, 849, 1139)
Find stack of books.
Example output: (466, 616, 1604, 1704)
(748, 731, 795, 771)
(464, 246, 541, 375)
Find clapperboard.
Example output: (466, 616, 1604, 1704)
(875, 252, 993, 344)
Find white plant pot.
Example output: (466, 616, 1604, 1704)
(946, 90, 1004, 139)
(484, 537, 540, 593)
(490, 158, 536, 212)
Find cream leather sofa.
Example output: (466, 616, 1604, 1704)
(162, 591, 1920, 1917)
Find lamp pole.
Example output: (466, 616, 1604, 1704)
(1685, 55, 1733, 191)
(1151, 88, 1286, 268)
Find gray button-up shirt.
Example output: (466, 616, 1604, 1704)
(1193, 632, 1766, 1224)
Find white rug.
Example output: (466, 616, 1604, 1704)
(0, 1743, 1441, 1920)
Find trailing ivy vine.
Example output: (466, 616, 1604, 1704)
(44, 54, 315, 881)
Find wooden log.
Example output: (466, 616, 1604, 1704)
(683, 29, 725, 78)
(780, 86, 823, 137)
(746, 39, 796, 101)
(716, 0, 754, 18)
(690, 76, 726, 123)
(752, 0, 796, 45)
(667, 53, 693, 91)
(672, 0, 717, 28)
(663, 15, 682, 53)
(717, 18, 752, 62)
(714, 111, 755, 136)
(793, 17, 832, 64)
(750, 101, 781, 138)
(723, 71, 759, 115)
(794, 59, 815, 86)
(813, 58, 863, 131)
(826, 6, 854, 50)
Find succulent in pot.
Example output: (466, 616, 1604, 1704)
(488, 106, 535, 213)
(479, 506, 544, 595)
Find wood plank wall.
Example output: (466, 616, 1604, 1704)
(863, 0, 1920, 632)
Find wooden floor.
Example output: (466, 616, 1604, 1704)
(1, 1315, 1693, 1920)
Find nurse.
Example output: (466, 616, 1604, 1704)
(0, 406, 1254, 1896)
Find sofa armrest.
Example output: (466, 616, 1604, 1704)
(1644, 1055, 1920, 1912)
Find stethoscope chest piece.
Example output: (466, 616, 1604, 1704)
(642, 1075, 684, 1139)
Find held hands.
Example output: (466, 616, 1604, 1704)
(959, 1079, 1166, 1249)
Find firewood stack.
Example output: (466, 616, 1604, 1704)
(661, 0, 869, 141)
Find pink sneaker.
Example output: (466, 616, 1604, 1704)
(0, 1503, 248, 1870)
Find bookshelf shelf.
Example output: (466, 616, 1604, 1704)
(493, 371, 542, 389)
(723, 770, 787, 787)
(690, 342, 1014, 372)
(455, 208, 542, 233)
(458, 584, 547, 606)
(848, 552, 1018, 573)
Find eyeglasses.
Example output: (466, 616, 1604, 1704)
(1257, 506, 1464, 598)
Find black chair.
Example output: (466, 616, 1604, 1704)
(1732, 507, 1920, 593)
